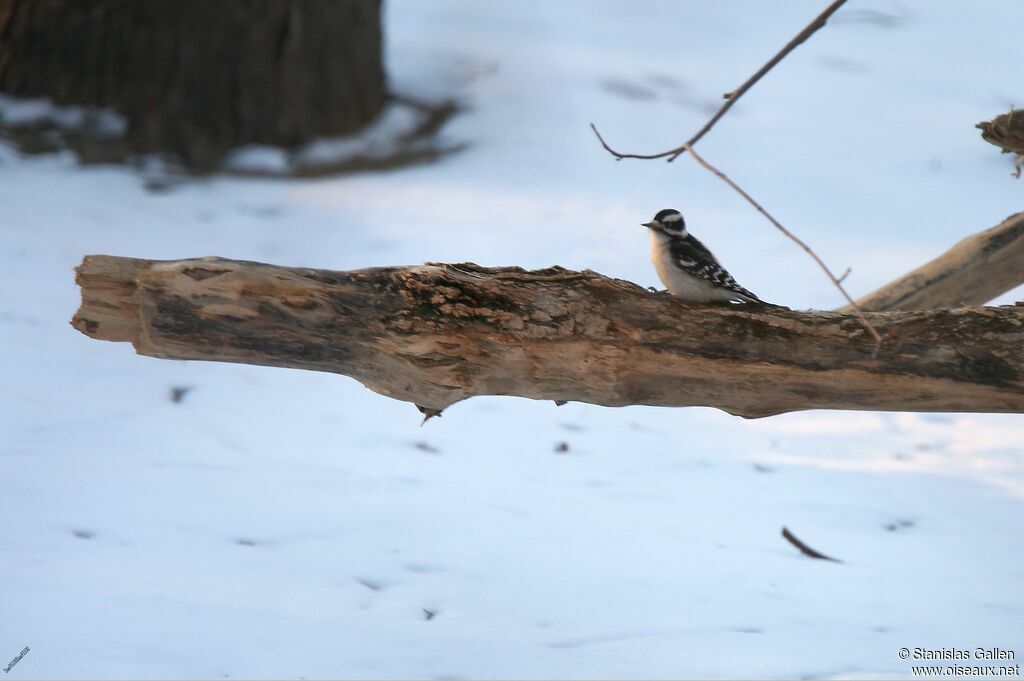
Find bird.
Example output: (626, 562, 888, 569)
(643, 208, 767, 304)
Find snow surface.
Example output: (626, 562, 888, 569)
(0, 93, 127, 137)
(225, 100, 448, 175)
(2, 1, 1023, 678)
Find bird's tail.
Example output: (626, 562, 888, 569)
(735, 288, 773, 306)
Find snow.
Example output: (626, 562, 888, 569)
(0, 93, 126, 137)
(225, 100, 452, 175)
(294, 104, 430, 165)
(222, 144, 291, 175)
(2, 1, 1023, 678)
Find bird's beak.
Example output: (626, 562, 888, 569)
(642, 221, 657, 230)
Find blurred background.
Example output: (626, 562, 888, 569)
(1, 1, 1022, 678)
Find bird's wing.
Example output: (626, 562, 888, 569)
(677, 234, 720, 264)
(669, 237, 766, 303)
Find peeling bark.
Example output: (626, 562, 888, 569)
(72, 254, 1024, 418)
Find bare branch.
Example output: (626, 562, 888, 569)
(589, 122, 670, 161)
(682, 143, 883, 348)
(589, 1, 868, 347)
(590, 0, 849, 162)
(72, 255, 1024, 419)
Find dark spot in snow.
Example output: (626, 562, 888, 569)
(554, 441, 570, 453)
(646, 72, 686, 89)
(144, 178, 175, 193)
(423, 608, 437, 621)
(831, 8, 910, 29)
(885, 519, 915, 532)
(72, 529, 95, 540)
(413, 441, 441, 454)
(752, 463, 775, 473)
(732, 626, 762, 634)
(672, 96, 721, 115)
(559, 423, 583, 432)
(235, 538, 258, 546)
(872, 626, 890, 633)
(599, 78, 658, 101)
(404, 563, 442, 574)
(170, 386, 192, 403)
(356, 578, 384, 592)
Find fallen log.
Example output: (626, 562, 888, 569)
(849, 212, 1024, 311)
(72, 250, 1023, 418)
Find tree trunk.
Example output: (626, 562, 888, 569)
(0, 0, 385, 169)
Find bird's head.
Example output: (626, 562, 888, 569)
(642, 208, 687, 238)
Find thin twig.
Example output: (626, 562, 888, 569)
(590, 0, 849, 162)
(589, 122, 676, 161)
(781, 526, 842, 563)
(837, 266, 852, 284)
(682, 143, 883, 350)
(589, 0, 876, 348)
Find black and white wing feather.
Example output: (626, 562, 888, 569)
(669, 235, 765, 303)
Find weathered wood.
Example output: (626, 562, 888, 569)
(72, 255, 1024, 418)
(849, 212, 1024, 312)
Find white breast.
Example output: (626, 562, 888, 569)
(648, 230, 736, 302)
